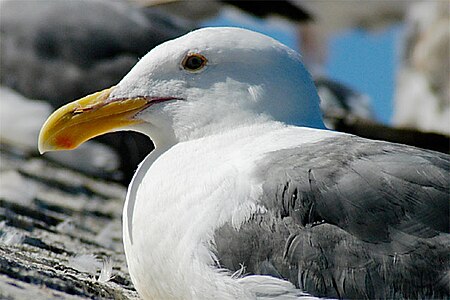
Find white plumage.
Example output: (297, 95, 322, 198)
(114, 27, 327, 298)
(39, 27, 449, 299)
(125, 125, 333, 299)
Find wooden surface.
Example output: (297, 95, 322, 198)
(0, 143, 139, 299)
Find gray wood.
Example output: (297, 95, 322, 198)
(0, 143, 138, 299)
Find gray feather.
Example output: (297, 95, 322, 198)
(214, 135, 449, 299)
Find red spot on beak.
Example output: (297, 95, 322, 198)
(55, 136, 74, 149)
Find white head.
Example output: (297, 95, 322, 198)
(39, 27, 325, 152)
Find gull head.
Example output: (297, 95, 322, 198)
(39, 27, 324, 152)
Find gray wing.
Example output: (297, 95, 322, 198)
(214, 135, 449, 299)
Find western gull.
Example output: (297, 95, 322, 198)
(314, 77, 375, 129)
(393, 1, 450, 135)
(0, 0, 190, 106)
(38, 27, 449, 299)
(134, 0, 311, 24)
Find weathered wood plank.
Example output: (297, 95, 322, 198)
(0, 143, 139, 299)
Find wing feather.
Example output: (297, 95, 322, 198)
(214, 135, 449, 299)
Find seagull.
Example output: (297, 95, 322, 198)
(38, 27, 449, 299)
(0, 0, 190, 106)
(393, 1, 450, 135)
(314, 77, 375, 129)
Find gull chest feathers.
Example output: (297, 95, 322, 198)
(125, 132, 263, 299)
(39, 27, 450, 300)
(124, 124, 329, 299)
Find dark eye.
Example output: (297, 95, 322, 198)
(182, 53, 207, 72)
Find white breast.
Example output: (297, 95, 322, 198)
(122, 123, 337, 299)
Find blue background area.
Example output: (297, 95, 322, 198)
(203, 13, 404, 124)
(327, 26, 402, 124)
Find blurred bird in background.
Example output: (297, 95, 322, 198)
(394, 1, 450, 135)
(1, 0, 190, 105)
(292, 0, 449, 151)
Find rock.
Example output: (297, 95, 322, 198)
(0, 143, 139, 299)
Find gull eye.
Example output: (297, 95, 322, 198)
(182, 53, 207, 72)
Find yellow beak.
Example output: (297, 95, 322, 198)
(38, 87, 149, 153)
